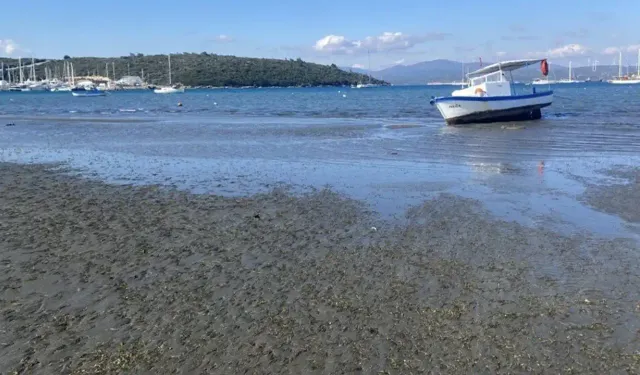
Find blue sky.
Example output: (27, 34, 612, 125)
(1, 0, 639, 69)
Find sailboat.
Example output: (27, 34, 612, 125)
(154, 54, 185, 94)
(608, 50, 640, 84)
(353, 50, 379, 88)
(556, 61, 581, 83)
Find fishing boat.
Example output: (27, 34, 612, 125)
(429, 58, 553, 125)
(154, 54, 185, 94)
(608, 50, 640, 84)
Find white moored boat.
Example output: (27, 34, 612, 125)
(430, 58, 553, 125)
(531, 78, 556, 85)
(154, 54, 185, 94)
(154, 86, 185, 94)
(608, 50, 640, 84)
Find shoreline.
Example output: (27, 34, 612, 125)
(1, 162, 639, 373)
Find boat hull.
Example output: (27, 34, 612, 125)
(432, 91, 553, 125)
(71, 91, 106, 97)
(608, 79, 640, 84)
(154, 87, 185, 94)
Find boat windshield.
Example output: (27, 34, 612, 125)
(469, 71, 507, 86)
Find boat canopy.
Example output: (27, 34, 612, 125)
(467, 59, 546, 78)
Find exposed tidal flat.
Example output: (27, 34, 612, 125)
(1, 163, 640, 374)
(1, 85, 640, 373)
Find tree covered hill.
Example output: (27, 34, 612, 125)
(0, 53, 387, 88)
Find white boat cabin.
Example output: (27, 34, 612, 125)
(451, 59, 547, 98)
(452, 70, 512, 97)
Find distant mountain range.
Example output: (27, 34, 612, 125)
(342, 59, 629, 85)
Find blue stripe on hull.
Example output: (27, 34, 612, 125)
(432, 90, 553, 103)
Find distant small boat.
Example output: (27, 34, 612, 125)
(556, 61, 582, 83)
(354, 83, 379, 89)
(531, 78, 556, 85)
(609, 78, 640, 84)
(352, 49, 380, 89)
(154, 86, 185, 94)
(154, 54, 185, 94)
(531, 61, 580, 85)
(52, 86, 72, 92)
(427, 81, 468, 86)
(71, 87, 106, 97)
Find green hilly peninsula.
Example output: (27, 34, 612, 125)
(0, 53, 386, 87)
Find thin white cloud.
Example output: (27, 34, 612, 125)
(603, 44, 640, 55)
(527, 43, 590, 58)
(313, 31, 449, 55)
(547, 44, 589, 57)
(212, 34, 234, 43)
(393, 58, 405, 65)
(0, 39, 19, 55)
(351, 63, 365, 69)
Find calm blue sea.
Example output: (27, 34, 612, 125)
(1, 84, 639, 237)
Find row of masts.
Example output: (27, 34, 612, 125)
(0, 58, 77, 85)
(1, 58, 146, 86)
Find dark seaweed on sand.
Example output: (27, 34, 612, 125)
(1, 163, 639, 374)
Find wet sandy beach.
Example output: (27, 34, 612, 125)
(1, 162, 639, 374)
(582, 166, 640, 224)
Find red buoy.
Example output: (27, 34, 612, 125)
(540, 59, 549, 76)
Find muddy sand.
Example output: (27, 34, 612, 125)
(582, 166, 640, 224)
(1, 163, 639, 374)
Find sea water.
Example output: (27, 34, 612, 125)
(1, 84, 639, 237)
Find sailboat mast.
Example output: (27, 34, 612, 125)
(19, 57, 23, 84)
(168, 54, 172, 85)
(619, 51, 622, 78)
(367, 50, 371, 84)
(637, 49, 639, 76)
(569, 61, 572, 81)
